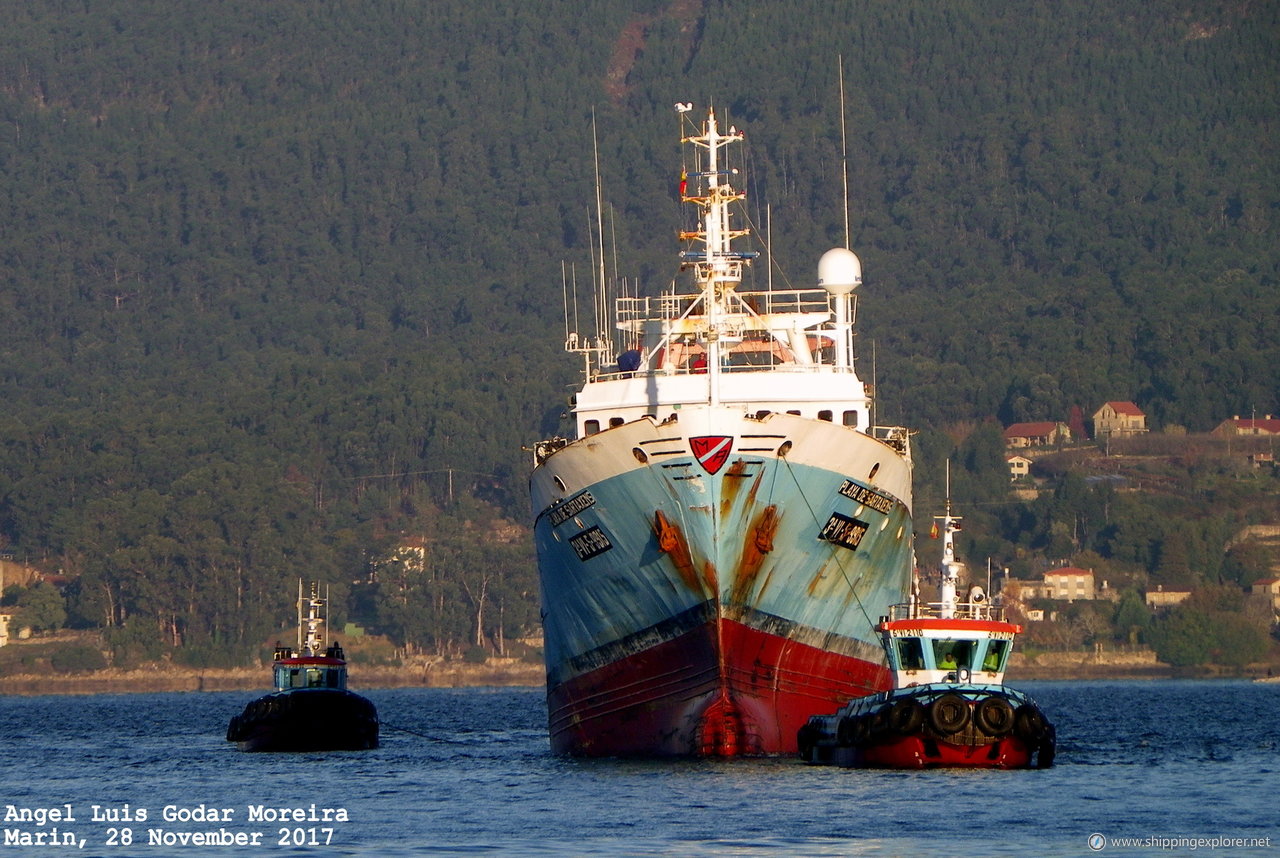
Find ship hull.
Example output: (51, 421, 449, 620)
(226, 689, 379, 752)
(547, 608, 890, 756)
(532, 408, 912, 757)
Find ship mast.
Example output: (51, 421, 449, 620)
(680, 106, 750, 407)
(297, 580, 326, 657)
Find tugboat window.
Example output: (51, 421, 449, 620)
(982, 640, 1008, 672)
(932, 639, 974, 669)
(896, 638, 924, 670)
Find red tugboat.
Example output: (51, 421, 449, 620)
(227, 582, 379, 752)
(799, 500, 1055, 768)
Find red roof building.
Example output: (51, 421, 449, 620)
(1093, 401, 1147, 439)
(1003, 421, 1071, 448)
(1212, 415, 1280, 437)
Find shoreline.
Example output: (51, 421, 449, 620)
(3, 660, 1273, 697)
(0, 661, 546, 696)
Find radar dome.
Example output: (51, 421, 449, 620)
(817, 248, 862, 295)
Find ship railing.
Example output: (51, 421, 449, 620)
(871, 425, 911, 454)
(615, 287, 836, 325)
(887, 602, 1006, 622)
(588, 361, 858, 383)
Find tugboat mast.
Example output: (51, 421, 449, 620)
(297, 580, 326, 657)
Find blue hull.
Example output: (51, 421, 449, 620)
(531, 409, 913, 755)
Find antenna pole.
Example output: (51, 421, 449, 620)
(591, 110, 608, 350)
(839, 54, 851, 250)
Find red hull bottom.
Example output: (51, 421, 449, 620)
(547, 617, 888, 757)
(799, 687, 1056, 769)
(851, 733, 1034, 769)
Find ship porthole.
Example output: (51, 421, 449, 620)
(868, 463, 880, 480)
(896, 525, 904, 539)
(633, 447, 649, 463)
(553, 475, 567, 492)
(880, 517, 890, 531)
(777, 440, 792, 457)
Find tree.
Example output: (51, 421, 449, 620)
(1111, 590, 1151, 645)
(13, 582, 67, 635)
(1148, 586, 1272, 668)
(1148, 606, 1214, 667)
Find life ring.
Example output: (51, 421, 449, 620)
(975, 696, 1016, 737)
(928, 694, 971, 735)
(1014, 704, 1045, 742)
(889, 698, 925, 735)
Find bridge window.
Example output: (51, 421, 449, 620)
(584, 420, 600, 435)
(896, 638, 924, 671)
(843, 410, 859, 427)
(609, 417, 625, 428)
(932, 639, 975, 670)
(818, 410, 833, 422)
(981, 640, 1009, 672)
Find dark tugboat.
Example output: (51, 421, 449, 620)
(227, 582, 379, 752)
(799, 498, 1055, 769)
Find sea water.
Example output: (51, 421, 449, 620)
(0, 681, 1276, 856)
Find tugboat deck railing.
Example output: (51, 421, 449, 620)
(887, 601, 1007, 623)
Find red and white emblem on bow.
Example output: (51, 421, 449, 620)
(689, 435, 733, 475)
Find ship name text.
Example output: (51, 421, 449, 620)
(548, 491, 596, 526)
(836, 480, 895, 515)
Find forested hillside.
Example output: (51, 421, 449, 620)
(0, 0, 1275, 663)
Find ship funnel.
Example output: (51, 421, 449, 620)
(818, 248, 862, 295)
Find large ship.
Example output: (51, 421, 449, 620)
(529, 104, 914, 756)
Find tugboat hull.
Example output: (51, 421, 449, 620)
(227, 689, 379, 753)
(800, 685, 1054, 769)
